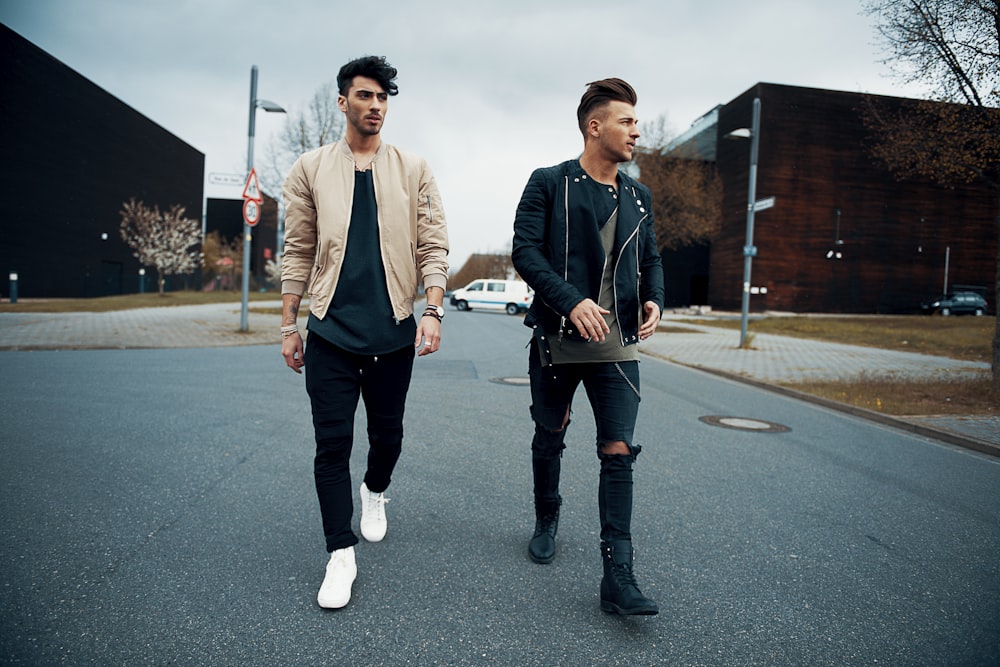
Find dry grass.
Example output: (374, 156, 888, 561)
(782, 373, 998, 416)
(687, 315, 994, 363)
(683, 315, 998, 416)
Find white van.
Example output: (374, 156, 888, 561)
(449, 279, 534, 315)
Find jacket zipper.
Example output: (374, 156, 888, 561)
(612, 213, 645, 345)
(559, 175, 570, 342)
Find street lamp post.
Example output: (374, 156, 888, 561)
(240, 65, 285, 332)
(725, 97, 761, 349)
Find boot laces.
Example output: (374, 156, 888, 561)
(611, 561, 639, 588)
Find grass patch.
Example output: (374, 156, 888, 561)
(0, 290, 282, 313)
(688, 315, 994, 363)
(781, 372, 998, 416)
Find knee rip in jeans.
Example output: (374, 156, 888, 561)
(597, 440, 641, 459)
(532, 406, 571, 434)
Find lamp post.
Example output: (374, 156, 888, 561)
(724, 97, 761, 349)
(240, 65, 285, 332)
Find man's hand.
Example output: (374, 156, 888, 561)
(638, 301, 661, 341)
(280, 293, 305, 373)
(282, 332, 305, 373)
(569, 298, 611, 342)
(415, 316, 441, 356)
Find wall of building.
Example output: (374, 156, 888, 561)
(0, 24, 204, 298)
(709, 83, 996, 314)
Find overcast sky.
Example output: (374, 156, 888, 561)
(0, 0, 925, 270)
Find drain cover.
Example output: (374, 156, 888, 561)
(699, 416, 790, 433)
(490, 376, 530, 386)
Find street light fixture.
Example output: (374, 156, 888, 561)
(240, 65, 285, 332)
(723, 97, 761, 349)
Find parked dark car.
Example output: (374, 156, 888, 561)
(921, 291, 988, 316)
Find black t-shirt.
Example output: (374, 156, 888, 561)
(308, 170, 416, 354)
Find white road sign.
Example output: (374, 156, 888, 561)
(753, 196, 776, 212)
(208, 172, 246, 186)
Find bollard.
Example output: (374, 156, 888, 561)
(8, 272, 17, 304)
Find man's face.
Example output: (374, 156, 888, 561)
(593, 100, 640, 163)
(338, 76, 388, 136)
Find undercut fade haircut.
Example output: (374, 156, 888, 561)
(337, 55, 399, 97)
(576, 78, 637, 136)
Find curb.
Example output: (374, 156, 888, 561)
(642, 351, 1000, 460)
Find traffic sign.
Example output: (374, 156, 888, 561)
(753, 196, 776, 212)
(241, 168, 263, 203)
(243, 198, 261, 227)
(208, 172, 246, 186)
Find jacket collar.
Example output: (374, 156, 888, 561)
(334, 138, 387, 166)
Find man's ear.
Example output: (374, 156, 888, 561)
(587, 117, 602, 139)
(337, 95, 347, 112)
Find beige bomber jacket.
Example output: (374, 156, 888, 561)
(280, 139, 449, 322)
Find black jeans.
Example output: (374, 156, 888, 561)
(527, 342, 642, 542)
(528, 342, 641, 450)
(304, 331, 414, 552)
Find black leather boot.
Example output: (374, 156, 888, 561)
(528, 500, 560, 564)
(529, 432, 563, 565)
(600, 540, 658, 615)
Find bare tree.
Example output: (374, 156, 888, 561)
(637, 113, 674, 152)
(258, 82, 345, 197)
(119, 199, 202, 295)
(862, 0, 1000, 389)
(449, 252, 518, 289)
(634, 150, 722, 250)
(632, 113, 723, 250)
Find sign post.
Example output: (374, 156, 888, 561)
(240, 166, 263, 332)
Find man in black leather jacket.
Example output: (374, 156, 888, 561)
(512, 78, 664, 616)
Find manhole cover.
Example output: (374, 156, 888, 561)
(490, 376, 530, 386)
(699, 416, 790, 433)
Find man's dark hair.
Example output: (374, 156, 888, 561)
(337, 55, 399, 97)
(576, 78, 637, 135)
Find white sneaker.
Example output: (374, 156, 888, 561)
(317, 546, 356, 609)
(359, 482, 389, 542)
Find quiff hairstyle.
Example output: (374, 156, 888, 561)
(337, 55, 399, 97)
(576, 78, 637, 136)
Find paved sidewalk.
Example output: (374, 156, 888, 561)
(0, 302, 282, 349)
(0, 302, 996, 451)
(640, 314, 998, 453)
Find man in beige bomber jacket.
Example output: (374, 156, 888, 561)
(280, 56, 449, 610)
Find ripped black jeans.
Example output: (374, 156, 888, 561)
(527, 342, 642, 542)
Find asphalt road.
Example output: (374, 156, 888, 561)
(1, 310, 998, 665)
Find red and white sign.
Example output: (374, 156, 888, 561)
(241, 168, 263, 203)
(243, 199, 261, 227)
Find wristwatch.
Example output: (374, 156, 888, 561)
(423, 304, 445, 321)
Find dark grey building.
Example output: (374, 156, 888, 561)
(0, 23, 204, 298)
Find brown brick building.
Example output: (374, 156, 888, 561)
(667, 83, 996, 314)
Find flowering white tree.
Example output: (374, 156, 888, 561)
(119, 198, 202, 294)
(264, 256, 282, 288)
